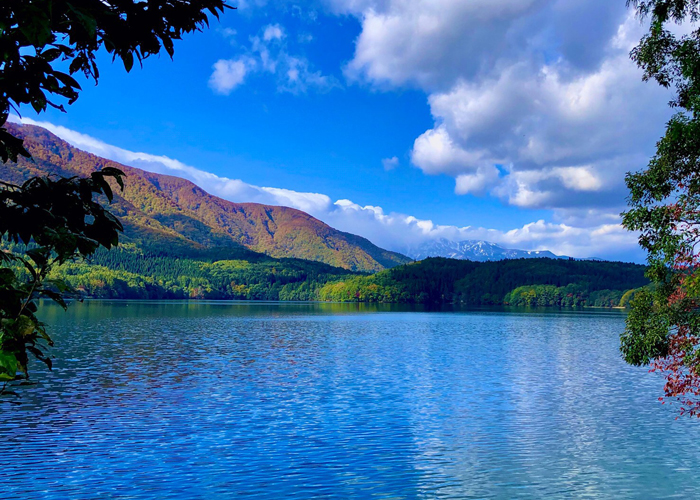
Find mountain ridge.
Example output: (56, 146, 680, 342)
(405, 238, 565, 262)
(1, 123, 411, 272)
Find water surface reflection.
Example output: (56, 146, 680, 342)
(1, 302, 696, 499)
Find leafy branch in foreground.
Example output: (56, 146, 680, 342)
(0, 168, 124, 393)
(0, 0, 231, 162)
(622, 0, 700, 416)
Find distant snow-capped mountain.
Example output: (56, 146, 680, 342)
(406, 238, 565, 262)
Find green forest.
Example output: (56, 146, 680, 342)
(56, 244, 357, 301)
(3, 240, 649, 307)
(316, 257, 649, 307)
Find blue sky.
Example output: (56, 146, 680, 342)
(14, 0, 677, 261)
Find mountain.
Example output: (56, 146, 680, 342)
(1, 123, 411, 272)
(405, 238, 564, 262)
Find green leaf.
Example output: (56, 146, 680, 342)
(0, 351, 18, 381)
(16, 316, 37, 338)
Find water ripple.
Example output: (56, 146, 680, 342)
(1, 302, 698, 499)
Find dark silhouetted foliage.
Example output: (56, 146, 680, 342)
(0, 0, 232, 396)
(0, 169, 124, 391)
(0, 0, 230, 161)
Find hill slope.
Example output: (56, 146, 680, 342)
(1, 123, 410, 272)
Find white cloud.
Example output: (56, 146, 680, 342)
(280, 55, 334, 93)
(263, 24, 285, 41)
(220, 27, 237, 39)
(331, 0, 673, 223)
(342, 0, 541, 89)
(382, 156, 399, 170)
(209, 57, 254, 94)
(211, 24, 337, 94)
(9, 116, 642, 261)
(454, 166, 500, 196)
(551, 167, 602, 192)
(411, 126, 492, 177)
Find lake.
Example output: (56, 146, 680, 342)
(2, 301, 699, 499)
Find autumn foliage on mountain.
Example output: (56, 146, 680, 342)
(1, 123, 410, 273)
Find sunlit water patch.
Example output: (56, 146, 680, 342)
(2, 302, 699, 499)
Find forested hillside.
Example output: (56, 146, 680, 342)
(1, 123, 410, 272)
(62, 245, 356, 300)
(0, 241, 355, 301)
(12, 247, 647, 306)
(317, 258, 649, 307)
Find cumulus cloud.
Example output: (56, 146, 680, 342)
(331, 0, 673, 224)
(454, 166, 501, 196)
(263, 24, 284, 41)
(382, 156, 399, 170)
(211, 24, 337, 94)
(9, 116, 642, 261)
(209, 57, 255, 94)
(411, 126, 492, 177)
(341, 0, 542, 89)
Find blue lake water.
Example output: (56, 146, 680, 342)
(2, 301, 700, 499)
